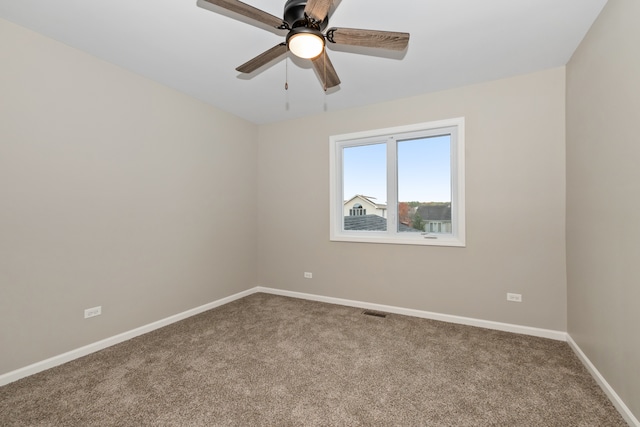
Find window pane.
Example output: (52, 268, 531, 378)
(397, 136, 452, 234)
(343, 143, 387, 231)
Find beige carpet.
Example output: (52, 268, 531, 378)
(0, 293, 627, 426)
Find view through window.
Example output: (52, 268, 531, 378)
(330, 118, 465, 246)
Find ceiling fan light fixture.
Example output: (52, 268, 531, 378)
(287, 28, 324, 59)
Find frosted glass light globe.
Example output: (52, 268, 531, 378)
(288, 32, 324, 59)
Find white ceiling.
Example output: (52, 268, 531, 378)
(0, 0, 607, 124)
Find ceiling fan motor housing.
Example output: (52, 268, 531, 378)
(284, 0, 328, 30)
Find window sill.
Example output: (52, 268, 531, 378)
(329, 233, 466, 247)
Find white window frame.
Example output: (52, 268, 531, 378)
(329, 117, 465, 247)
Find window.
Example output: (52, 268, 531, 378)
(330, 118, 465, 246)
(349, 203, 366, 216)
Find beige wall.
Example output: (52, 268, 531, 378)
(566, 0, 640, 419)
(3, 6, 636, 418)
(258, 68, 567, 331)
(0, 19, 258, 375)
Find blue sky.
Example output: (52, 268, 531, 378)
(343, 135, 451, 203)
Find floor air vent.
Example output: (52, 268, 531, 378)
(362, 310, 387, 318)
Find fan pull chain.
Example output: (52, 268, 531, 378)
(285, 56, 289, 90)
(284, 56, 290, 111)
(323, 46, 327, 92)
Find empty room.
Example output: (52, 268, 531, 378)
(0, 0, 638, 425)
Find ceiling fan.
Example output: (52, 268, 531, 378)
(203, 0, 410, 90)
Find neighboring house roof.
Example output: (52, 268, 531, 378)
(416, 204, 452, 221)
(344, 215, 415, 232)
(344, 194, 387, 210)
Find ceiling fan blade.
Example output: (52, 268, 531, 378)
(304, 0, 333, 22)
(203, 0, 284, 29)
(311, 51, 340, 89)
(236, 43, 288, 73)
(327, 27, 410, 51)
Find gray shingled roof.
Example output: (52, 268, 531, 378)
(416, 204, 451, 221)
(344, 215, 416, 232)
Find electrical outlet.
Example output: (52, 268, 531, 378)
(84, 306, 102, 318)
(506, 293, 522, 302)
(304, 272, 312, 279)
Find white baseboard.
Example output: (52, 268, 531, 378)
(6, 286, 635, 427)
(567, 334, 639, 426)
(1, 285, 565, 388)
(0, 288, 256, 387)
(256, 286, 567, 341)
